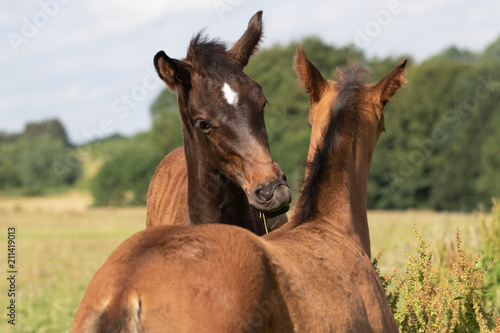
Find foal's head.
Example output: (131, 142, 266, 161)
(154, 11, 291, 215)
(293, 45, 406, 225)
(294, 45, 407, 172)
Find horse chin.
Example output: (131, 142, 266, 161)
(262, 204, 290, 218)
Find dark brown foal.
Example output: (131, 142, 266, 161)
(146, 11, 290, 235)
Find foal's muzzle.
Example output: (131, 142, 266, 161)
(250, 173, 291, 213)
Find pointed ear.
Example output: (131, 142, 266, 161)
(372, 58, 407, 106)
(228, 10, 263, 68)
(293, 44, 328, 104)
(153, 51, 191, 92)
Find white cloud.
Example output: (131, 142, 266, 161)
(404, 0, 472, 15)
(87, 0, 213, 34)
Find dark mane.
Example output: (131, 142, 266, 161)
(294, 64, 372, 222)
(185, 32, 240, 79)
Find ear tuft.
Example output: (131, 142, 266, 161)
(153, 51, 168, 81)
(228, 11, 263, 68)
(153, 51, 191, 92)
(293, 45, 327, 104)
(374, 58, 407, 106)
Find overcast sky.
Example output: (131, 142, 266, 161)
(2, 0, 499, 144)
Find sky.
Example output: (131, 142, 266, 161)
(2, 0, 500, 144)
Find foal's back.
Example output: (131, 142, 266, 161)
(72, 224, 292, 332)
(264, 223, 397, 332)
(146, 147, 188, 227)
(73, 223, 395, 332)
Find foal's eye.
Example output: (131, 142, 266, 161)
(195, 119, 212, 133)
(263, 99, 270, 111)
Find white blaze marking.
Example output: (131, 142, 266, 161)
(222, 82, 239, 106)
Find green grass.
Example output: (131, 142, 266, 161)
(368, 210, 481, 275)
(0, 191, 489, 332)
(0, 191, 144, 333)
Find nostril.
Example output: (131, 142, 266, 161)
(281, 173, 288, 183)
(254, 184, 274, 202)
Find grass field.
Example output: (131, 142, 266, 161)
(0, 190, 487, 332)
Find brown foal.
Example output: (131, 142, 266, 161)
(146, 11, 290, 235)
(72, 46, 406, 332)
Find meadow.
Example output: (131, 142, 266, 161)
(0, 190, 488, 332)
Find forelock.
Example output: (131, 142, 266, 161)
(335, 64, 372, 92)
(185, 32, 240, 79)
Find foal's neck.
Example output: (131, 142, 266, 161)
(293, 134, 372, 258)
(183, 140, 265, 234)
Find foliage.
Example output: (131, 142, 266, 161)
(0, 155, 22, 189)
(76, 132, 156, 190)
(372, 248, 400, 312)
(374, 224, 500, 332)
(90, 146, 163, 206)
(1, 135, 81, 194)
(149, 89, 183, 155)
(479, 199, 500, 313)
(0, 119, 81, 194)
(428, 46, 478, 64)
(22, 118, 70, 145)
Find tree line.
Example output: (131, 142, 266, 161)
(0, 119, 81, 195)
